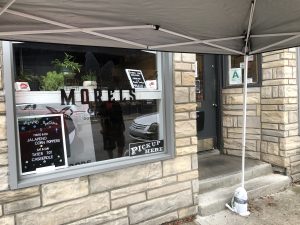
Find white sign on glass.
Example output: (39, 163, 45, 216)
(229, 68, 242, 85)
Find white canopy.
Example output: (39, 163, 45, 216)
(1, 0, 300, 55)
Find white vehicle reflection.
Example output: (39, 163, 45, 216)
(129, 113, 158, 141)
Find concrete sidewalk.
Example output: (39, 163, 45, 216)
(193, 184, 300, 225)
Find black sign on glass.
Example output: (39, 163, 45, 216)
(17, 114, 68, 175)
(129, 140, 164, 156)
(125, 69, 146, 88)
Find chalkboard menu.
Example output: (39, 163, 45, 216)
(17, 114, 68, 175)
(125, 69, 146, 88)
(129, 140, 164, 156)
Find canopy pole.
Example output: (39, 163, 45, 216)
(0, 0, 15, 16)
(242, 55, 249, 188)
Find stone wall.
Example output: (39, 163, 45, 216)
(261, 49, 300, 180)
(0, 44, 199, 225)
(222, 87, 261, 159)
(222, 48, 300, 181)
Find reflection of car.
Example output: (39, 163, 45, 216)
(129, 113, 159, 141)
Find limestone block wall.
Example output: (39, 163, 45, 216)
(261, 49, 300, 180)
(0, 45, 199, 225)
(222, 87, 261, 159)
(222, 48, 300, 181)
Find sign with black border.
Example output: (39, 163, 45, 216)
(125, 69, 146, 88)
(17, 114, 68, 175)
(129, 140, 164, 156)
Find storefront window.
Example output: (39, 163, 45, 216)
(4, 42, 173, 187)
(224, 54, 261, 87)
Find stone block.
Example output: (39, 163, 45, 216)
(261, 111, 288, 124)
(128, 189, 193, 224)
(0, 186, 39, 204)
(273, 66, 293, 79)
(191, 136, 198, 145)
(225, 93, 260, 105)
(0, 115, 6, 139)
(262, 68, 272, 80)
(174, 62, 192, 71)
(136, 212, 178, 225)
(262, 60, 289, 69)
(190, 111, 197, 119)
(175, 103, 197, 112)
(112, 192, 146, 209)
(67, 208, 127, 225)
(262, 53, 281, 62)
(42, 177, 89, 206)
(111, 176, 177, 199)
(262, 129, 288, 137)
(261, 98, 289, 105)
(16, 193, 110, 225)
(174, 71, 182, 86)
(223, 139, 256, 151)
(280, 136, 300, 150)
(147, 181, 191, 199)
(289, 129, 298, 136)
(263, 79, 290, 86)
(0, 153, 8, 166)
(182, 53, 196, 63)
(278, 104, 298, 111)
(262, 123, 279, 130)
(175, 112, 190, 120)
(175, 120, 196, 138)
(0, 140, 7, 153)
(261, 105, 278, 111)
(3, 196, 40, 214)
(0, 166, 8, 191)
(222, 88, 243, 94)
(178, 206, 198, 219)
(191, 153, 198, 170)
(163, 155, 191, 176)
(176, 137, 191, 147)
(174, 53, 182, 62)
(261, 153, 289, 167)
(192, 179, 199, 193)
(272, 86, 278, 98)
(177, 170, 199, 182)
(279, 85, 297, 97)
(262, 135, 279, 142)
(248, 87, 261, 93)
(182, 72, 196, 86)
(289, 111, 298, 123)
(101, 218, 129, 225)
(267, 142, 279, 155)
(0, 102, 5, 113)
(288, 97, 298, 104)
(176, 145, 197, 156)
(90, 162, 162, 193)
(189, 87, 196, 102)
(0, 216, 14, 225)
(237, 116, 260, 128)
(222, 116, 236, 127)
(175, 87, 190, 103)
(279, 123, 298, 131)
(261, 86, 272, 98)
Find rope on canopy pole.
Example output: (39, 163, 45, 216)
(242, 55, 249, 188)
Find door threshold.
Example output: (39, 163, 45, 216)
(197, 149, 220, 158)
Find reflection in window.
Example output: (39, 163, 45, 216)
(13, 42, 163, 175)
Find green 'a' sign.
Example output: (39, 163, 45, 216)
(229, 68, 242, 85)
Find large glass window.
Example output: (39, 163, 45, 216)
(4, 42, 173, 187)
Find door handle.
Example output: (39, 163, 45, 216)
(212, 103, 217, 107)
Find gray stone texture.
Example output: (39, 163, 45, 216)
(128, 189, 193, 224)
(16, 193, 110, 225)
(90, 162, 162, 193)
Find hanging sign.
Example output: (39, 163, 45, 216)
(129, 140, 164, 156)
(125, 69, 146, 88)
(17, 114, 68, 175)
(229, 68, 242, 85)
